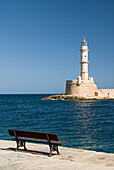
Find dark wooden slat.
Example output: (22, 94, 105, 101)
(12, 137, 49, 144)
(8, 129, 59, 141)
(12, 137, 66, 146)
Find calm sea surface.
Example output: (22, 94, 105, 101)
(0, 94, 114, 153)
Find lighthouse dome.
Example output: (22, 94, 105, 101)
(81, 37, 87, 46)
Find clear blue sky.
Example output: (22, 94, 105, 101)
(0, 0, 114, 94)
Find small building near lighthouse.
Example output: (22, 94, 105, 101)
(65, 38, 114, 99)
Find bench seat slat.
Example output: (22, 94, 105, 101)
(12, 137, 66, 146)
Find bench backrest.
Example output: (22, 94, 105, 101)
(8, 129, 60, 141)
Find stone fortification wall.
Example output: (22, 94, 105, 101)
(66, 80, 114, 98)
(100, 89, 114, 98)
(66, 79, 103, 97)
(66, 80, 78, 96)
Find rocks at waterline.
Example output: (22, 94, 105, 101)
(41, 94, 114, 101)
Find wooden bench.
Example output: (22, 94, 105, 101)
(8, 129, 66, 156)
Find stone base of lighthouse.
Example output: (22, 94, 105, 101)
(66, 77, 103, 98)
(66, 78, 114, 98)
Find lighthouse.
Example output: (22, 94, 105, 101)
(80, 38, 89, 81)
(65, 38, 114, 98)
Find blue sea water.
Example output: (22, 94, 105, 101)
(0, 94, 114, 153)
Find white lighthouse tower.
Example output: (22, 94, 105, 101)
(66, 37, 98, 97)
(80, 37, 89, 81)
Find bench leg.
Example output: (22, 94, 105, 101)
(49, 145, 53, 157)
(49, 144, 60, 157)
(16, 140, 27, 151)
(15, 140, 19, 151)
(24, 141, 27, 150)
(56, 145, 60, 155)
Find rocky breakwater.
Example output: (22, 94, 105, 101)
(42, 94, 113, 101)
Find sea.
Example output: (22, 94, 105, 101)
(0, 94, 114, 153)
